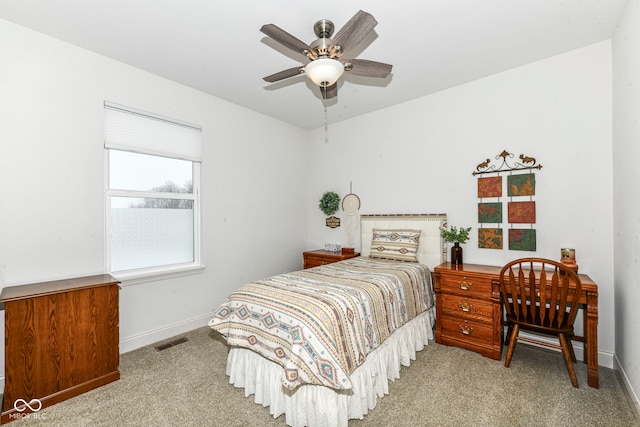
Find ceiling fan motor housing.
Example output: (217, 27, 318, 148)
(310, 20, 335, 58)
(313, 19, 334, 38)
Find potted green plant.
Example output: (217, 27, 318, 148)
(440, 225, 472, 265)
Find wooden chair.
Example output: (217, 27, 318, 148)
(498, 258, 582, 387)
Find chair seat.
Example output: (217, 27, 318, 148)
(508, 306, 574, 335)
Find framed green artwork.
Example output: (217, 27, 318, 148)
(508, 229, 537, 251)
(478, 176, 502, 198)
(478, 202, 502, 223)
(507, 173, 535, 196)
(478, 228, 503, 249)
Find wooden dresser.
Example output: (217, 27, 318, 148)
(0, 275, 120, 423)
(433, 263, 503, 360)
(303, 250, 360, 269)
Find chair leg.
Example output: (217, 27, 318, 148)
(567, 338, 577, 363)
(504, 324, 513, 347)
(559, 333, 579, 388)
(504, 324, 519, 368)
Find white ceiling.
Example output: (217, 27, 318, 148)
(0, 0, 629, 130)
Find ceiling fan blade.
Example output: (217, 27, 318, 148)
(320, 83, 338, 100)
(263, 66, 305, 83)
(329, 10, 377, 56)
(343, 59, 392, 78)
(260, 24, 313, 56)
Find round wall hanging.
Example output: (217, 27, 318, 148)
(342, 193, 361, 215)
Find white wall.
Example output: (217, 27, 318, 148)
(306, 42, 615, 366)
(0, 19, 309, 388)
(612, 0, 640, 414)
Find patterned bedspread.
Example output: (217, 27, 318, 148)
(209, 257, 434, 391)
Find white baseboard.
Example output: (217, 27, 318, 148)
(578, 346, 615, 369)
(119, 312, 212, 354)
(518, 331, 615, 368)
(614, 354, 640, 420)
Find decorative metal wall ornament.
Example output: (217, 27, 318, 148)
(472, 150, 542, 176)
(475, 149, 541, 252)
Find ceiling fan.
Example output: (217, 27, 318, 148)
(260, 10, 393, 100)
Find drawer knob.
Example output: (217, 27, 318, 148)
(457, 281, 472, 290)
(458, 302, 473, 312)
(459, 325, 474, 335)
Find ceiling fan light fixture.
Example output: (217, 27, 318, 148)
(305, 57, 344, 87)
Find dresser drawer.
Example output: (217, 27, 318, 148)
(438, 273, 493, 298)
(440, 293, 493, 321)
(304, 256, 328, 269)
(440, 316, 494, 347)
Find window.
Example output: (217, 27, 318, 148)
(104, 102, 202, 276)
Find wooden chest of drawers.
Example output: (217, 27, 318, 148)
(303, 250, 360, 269)
(433, 263, 502, 360)
(0, 275, 120, 422)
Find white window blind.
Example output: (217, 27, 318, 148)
(104, 101, 202, 162)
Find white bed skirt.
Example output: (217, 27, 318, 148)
(225, 307, 435, 427)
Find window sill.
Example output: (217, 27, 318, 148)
(113, 264, 205, 287)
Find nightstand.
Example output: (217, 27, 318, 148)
(303, 249, 360, 269)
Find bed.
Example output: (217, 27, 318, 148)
(209, 213, 447, 427)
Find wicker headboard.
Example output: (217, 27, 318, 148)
(360, 214, 447, 270)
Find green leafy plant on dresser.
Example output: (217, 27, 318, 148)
(439, 225, 472, 244)
(440, 225, 472, 265)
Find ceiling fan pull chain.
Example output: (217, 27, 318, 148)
(324, 105, 329, 144)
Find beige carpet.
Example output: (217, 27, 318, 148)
(7, 326, 639, 426)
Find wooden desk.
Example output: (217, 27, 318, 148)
(433, 262, 599, 388)
(0, 275, 120, 423)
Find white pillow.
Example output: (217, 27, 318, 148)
(370, 229, 421, 262)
